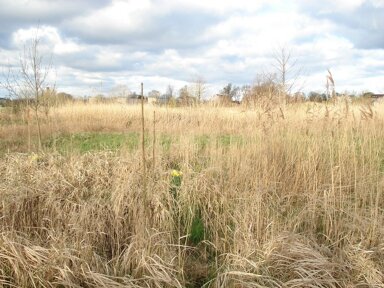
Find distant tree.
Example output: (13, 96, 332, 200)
(290, 91, 305, 103)
(166, 85, 174, 98)
(191, 75, 206, 102)
(93, 94, 107, 103)
(241, 84, 251, 96)
(131, 91, 138, 98)
(242, 73, 279, 108)
(351, 91, 373, 104)
(56, 92, 74, 103)
(110, 84, 130, 98)
(179, 85, 189, 99)
(272, 46, 302, 105)
(158, 85, 175, 106)
(308, 91, 327, 102)
(148, 90, 161, 98)
(0, 27, 53, 151)
(362, 91, 374, 98)
(178, 85, 196, 106)
(220, 83, 240, 103)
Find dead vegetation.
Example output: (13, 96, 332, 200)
(1, 101, 384, 287)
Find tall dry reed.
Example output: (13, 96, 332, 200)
(0, 101, 384, 287)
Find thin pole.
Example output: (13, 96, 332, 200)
(140, 83, 148, 230)
(141, 83, 146, 180)
(152, 110, 156, 172)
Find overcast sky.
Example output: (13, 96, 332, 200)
(0, 0, 383, 97)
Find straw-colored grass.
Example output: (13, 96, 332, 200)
(1, 100, 384, 287)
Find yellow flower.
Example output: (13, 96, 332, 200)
(171, 169, 183, 177)
(29, 153, 39, 163)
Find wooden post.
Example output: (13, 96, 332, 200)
(152, 110, 156, 172)
(140, 83, 146, 195)
(139, 83, 149, 232)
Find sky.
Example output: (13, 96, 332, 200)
(0, 0, 383, 98)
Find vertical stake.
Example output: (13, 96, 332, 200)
(153, 110, 156, 172)
(141, 83, 146, 197)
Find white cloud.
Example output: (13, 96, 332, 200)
(95, 50, 123, 68)
(162, 0, 269, 14)
(12, 26, 84, 54)
(370, 0, 384, 7)
(311, 35, 355, 62)
(1, 0, 383, 97)
(295, 0, 365, 13)
(0, 48, 19, 67)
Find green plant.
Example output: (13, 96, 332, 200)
(195, 134, 210, 151)
(43, 132, 139, 154)
(170, 169, 183, 200)
(160, 134, 173, 152)
(189, 208, 205, 245)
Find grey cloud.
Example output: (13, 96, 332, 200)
(0, 33, 13, 49)
(0, 0, 110, 23)
(55, 51, 122, 73)
(327, 4, 383, 49)
(63, 9, 221, 52)
(297, 1, 384, 49)
(0, 0, 111, 47)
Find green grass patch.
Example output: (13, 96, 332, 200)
(195, 134, 210, 151)
(125, 132, 140, 151)
(44, 132, 140, 154)
(217, 134, 243, 147)
(160, 134, 173, 152)
(195, 134, 244, 150)
(380, 154, 384, 173)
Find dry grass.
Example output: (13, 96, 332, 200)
(1, 100, 384, 287)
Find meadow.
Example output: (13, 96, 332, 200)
(1, 100, 384, 287)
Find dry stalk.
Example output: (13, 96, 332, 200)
(1, 100, 384, 287)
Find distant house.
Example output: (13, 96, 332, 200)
(364, 92, 384, 103)
(127, 95, 148, 105)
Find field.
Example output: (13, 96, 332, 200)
(1, 101, 384, 287)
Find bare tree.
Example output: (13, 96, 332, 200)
(161, 84, 175, 107)
(148, 90, 161, 98)
(0, 27, 53, 151)
(166, 85, 174, 99)
(110, 84, 131, 98)
(326, 69, 335, 100)
(191, 75, 206, 102)
(272, 46, 302, 105)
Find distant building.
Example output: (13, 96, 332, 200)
(371, 93, 384, 104)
